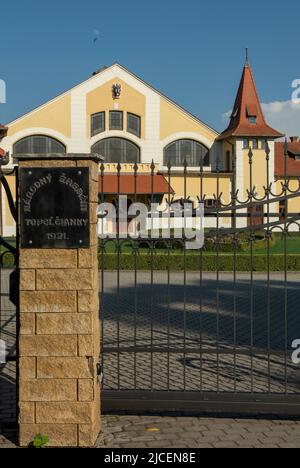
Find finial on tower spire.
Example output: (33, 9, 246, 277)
(245, 48, 249, 67)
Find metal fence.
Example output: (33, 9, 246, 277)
(100, 144, 300, 415)
(0, 166, 18, 424)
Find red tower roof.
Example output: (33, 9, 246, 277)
(217, 53, 284, 141)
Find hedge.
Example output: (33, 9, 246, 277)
(98, 253, 300, 272)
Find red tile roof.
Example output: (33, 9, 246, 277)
(0, 148, 6, 157)
(275, 141, 300, 177)
(99, 174, 174, 195)
(217, 60, 284, 141)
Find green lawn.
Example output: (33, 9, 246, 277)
(4, 233, 300, 256)
(98, 233, 300, 271)
(253, 234, 300, 255)
(99, 233, 300, 255)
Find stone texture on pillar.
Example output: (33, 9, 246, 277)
(17, 155, 101, 448)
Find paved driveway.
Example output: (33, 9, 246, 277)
(1, 269, 300, 448)
(96, 414, 300, 449)
(1, 415, 300, 448)
(101, 272, 300, 394)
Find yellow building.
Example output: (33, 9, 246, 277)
(0, 55, 296, 237)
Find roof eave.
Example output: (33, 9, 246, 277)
(216, 128, 284, 141)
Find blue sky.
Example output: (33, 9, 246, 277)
(1, 0, 300, 135)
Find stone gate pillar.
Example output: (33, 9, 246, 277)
(17, 154, 101, 448)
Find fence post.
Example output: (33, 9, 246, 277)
(17, 154, 101, 448)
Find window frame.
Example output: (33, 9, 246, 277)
(261, 139, 267, 150)
(127, 112, 141, 138)
(226, 151, 231, 172)
(204, 198, 218, 209)
(163, 139, 210, 168)
(13, 135, 66, 155)
(243, 138, 249, 149)
(91, 137, 140, 164)
(91, 112, 105, 137)
(109, 111, 123, 131)
(279, 200, 287, 221)
(249, 116, 257, 125)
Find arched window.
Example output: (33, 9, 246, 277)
(127, 113, 141, 137)
(13, 135, 66, 154)
(164, 139, 210, 167)
(92, 137, 140, 163)
(91, 112, 105, 136)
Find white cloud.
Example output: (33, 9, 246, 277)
(222, 100, 300, 138)
(262, 100, 300, 138)
(222, 110, 231, 122)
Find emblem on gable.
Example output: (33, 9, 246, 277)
(112, 83, 122, 100)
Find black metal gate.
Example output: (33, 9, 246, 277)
(100, 144, 300, 415)
(0, 157, 19, 425)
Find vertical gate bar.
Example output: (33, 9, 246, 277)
(232, 147, 238, 393)
(0, 172, 2, 351)
(199, 159, 204, 392)
(150, 160, 155, 391)
(15, 167, 20, 422)
(283, 141, 288, 393)
(100, 163, 105, 385)
(133, 162, 138, 391)
(183, 160, 187, 391)
(216, 154, 220, 393)
(248, 148, 254, 393)
(266, 142, 272, 394)
(117, 162, 121, 390)
(0, 166, 20, 422)
(167, 162, 171, 392)
(233, 233, 237, 394)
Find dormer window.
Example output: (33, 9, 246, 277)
(246, 104, 257, 125)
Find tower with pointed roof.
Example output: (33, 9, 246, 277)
(217, 51, 284, 227)
(218, 50, 283, 142)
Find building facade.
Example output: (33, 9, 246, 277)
(0, 56, 298, 237)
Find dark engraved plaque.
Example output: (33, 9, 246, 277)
(20, 167, 90, 249)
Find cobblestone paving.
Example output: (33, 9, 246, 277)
(1, 416, 300, 448)
(96, 415, 300, 448)
(101, 272, 300, 394)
